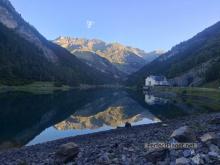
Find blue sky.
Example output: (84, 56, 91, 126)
(10, 0, 220, 51)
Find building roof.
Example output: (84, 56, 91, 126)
(148, 75, 166, 81)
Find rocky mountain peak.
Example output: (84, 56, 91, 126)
(0, 0, 18, 29)
(54, 37, 163, 74)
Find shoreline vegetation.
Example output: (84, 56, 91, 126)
(0, 82, 72, 94)
(0, 82, 127, 94)
(0, 112, 220, 164)
(152, 86, 220, 97)
(0, 81, 219, 94)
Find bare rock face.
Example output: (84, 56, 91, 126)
(169, 61, 211, 87)
(0, 6, 17, 29)
(55, 142, 79, 164)
(171, 126, 196, 142)
(0, 0, 57, 62)
(54, 37, 163, 74)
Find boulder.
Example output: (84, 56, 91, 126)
(145, 148, 168, 163)
(55, 142, 79, 164)
(200, 132, 219, 145)
(171, 126, 196, 142)
(97, 152, 110, 164)
(125, 122, 131, 128)
(175, 157, 190, 165)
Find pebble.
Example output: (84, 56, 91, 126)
(0, 113, 220, 164)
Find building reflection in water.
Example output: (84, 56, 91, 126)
(144, 91, 168, 105)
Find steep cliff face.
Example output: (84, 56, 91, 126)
(0, 0, 119, 85)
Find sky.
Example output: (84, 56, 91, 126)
(10, 0, 220, 52)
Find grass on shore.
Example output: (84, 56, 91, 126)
(153, 86, 220, 100)
(202, 80, 220, 88)
(0, 82, 72, 94)
(153, 86, 220, 112)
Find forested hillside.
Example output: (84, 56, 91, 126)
(127, 21, 220, 87)
(0, 0, 119, 86)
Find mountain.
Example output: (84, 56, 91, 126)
(0, 88, 160, 149)
(128, 21, 220, 87)
(141, 50, 165, 62)
(54, 91, 160, 130)
(54, 37, 163, 74)
(0, 0, 118, 85)
(65, 50, 124, 79)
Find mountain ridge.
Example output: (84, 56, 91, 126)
(54, 37, 164, 75)
(0, 0, 120, 85)
(127, 21, 220, 87)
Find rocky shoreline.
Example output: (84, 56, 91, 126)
(1, 112, 220, 165)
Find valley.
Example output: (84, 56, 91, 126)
(0, 0, 220, 164)
(54, 37, 163, 75)
(127, 22, 220, 88)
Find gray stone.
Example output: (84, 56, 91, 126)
(169, 150, 178, 157)
(183, 149, 191, 157)
(144, 148, 168, 163)
(208, 151, 220, 164)
(171, 126, 196, 142)
(121, 154, 126, 162)
(170, 162, 175, 165)
(97, 152, 110, 164)
(157, 160, 169, 165)
(55, 142, 79, 164)
(175, 157, 190, 165)
(200, 154, 209, 164)
(191, 154, 205, 164)
(169, 150, 178, 161)
(200, 132, 219, 144)
(209, 144, 220, 153)
(208, 151, 220, 159)
(190, 149, 196, 156)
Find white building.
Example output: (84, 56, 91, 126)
(145, 75, 170, 86)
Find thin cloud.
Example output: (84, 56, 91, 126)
(86, 20, 95, 29)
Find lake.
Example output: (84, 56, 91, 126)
(0, 88, 219, 150)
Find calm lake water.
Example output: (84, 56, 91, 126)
(0, 88, 219, 150)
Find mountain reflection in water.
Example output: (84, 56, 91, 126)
(54, 92, 160, 130)
(0, 88, 219, 150)
(29, 90, 160, 145)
